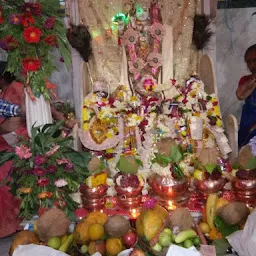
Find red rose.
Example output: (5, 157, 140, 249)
(37, 178, 50, 187)
(44, 35, 57, 46)
(22, 57, 41, 72)
(23, 26, 41, 43)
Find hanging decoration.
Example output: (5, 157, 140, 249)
(192, 14, 213, 51)
(67, 24, 92, 62)
(0, 0, 71, 100)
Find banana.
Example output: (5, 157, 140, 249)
(206, 193, 218, 229)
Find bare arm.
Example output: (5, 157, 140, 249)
(236, 75, 256, 100)
(50, 106, 79, 129)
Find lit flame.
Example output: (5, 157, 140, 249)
(130, 208, 140, 219)
(167, 200, 177, 211)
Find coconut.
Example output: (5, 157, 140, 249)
(169, 208, 193, 231)
(197, 148, 219, 166)
(104, 215, 131, 238)
(88, 156, 102, 173)
(216, 202, 250, 225)
(36, 208, 70, 241)
(156, 138, 177, 156)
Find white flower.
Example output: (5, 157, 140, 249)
(151, 163, 172, 177)
(206, 101, 213, 110)
(113, 100, 125, 110)
(157, 123, 170, 133)
(107, 186, 117, 197)
(106, 178, 114, 186)
(55, 179, 68, 187)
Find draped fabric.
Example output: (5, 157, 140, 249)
(75, 0, 201, 93)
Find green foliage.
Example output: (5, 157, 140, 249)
(2, 122, 91, 221)
(152, 145, 185, 178)
(116, 155, 141, 174)
(0, 0, 71, 99)
(214, 216, 239, 238)
(246, 157, 256, 170)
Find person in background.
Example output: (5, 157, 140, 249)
(236, 44, 256, 148)
(0, 99, 25, 118)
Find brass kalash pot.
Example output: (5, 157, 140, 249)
(231, 169, 256, 207)
(115, 173, 144, 209)
(80, 183, 108, 211)
(148, 174, 190, 208)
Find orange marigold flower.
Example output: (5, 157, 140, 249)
(23, 26, 41, 43)
(22, 57, 41, 72)
(38, 191, 53, 199)
(18, 187, 33, 194)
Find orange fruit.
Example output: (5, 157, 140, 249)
(88, 223, 104, 241)
(106, 238, 123, 256)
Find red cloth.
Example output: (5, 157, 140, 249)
(0, 81, 27, 238)
(238, 75, 251, 89)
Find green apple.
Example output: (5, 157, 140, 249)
(81, 244, 88, 254)
(152, 243, 162, 252)
(158, 231, 172, 247)
(47, 236, 61, 250)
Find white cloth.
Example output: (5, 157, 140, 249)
(227, 208, 256, 256)
(13, 244, 68, 256)
(25, 91, 53, 137)
(166, 245, 201, 256)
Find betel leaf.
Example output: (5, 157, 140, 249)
(153, 153, 172, 167)
(116, 155, 139, 174)
(65, 150, 92, 169)
(205, 163, 218, 174)
(212, 239, 231, 256)
(214, 216, 239, 238)
(169, 145, 183, 163)
(246, 157, 256, 170)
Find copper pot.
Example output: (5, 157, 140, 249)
(232, 178, 256, 206)
(115, 185, 143, 209)
(148, 174, 189, 206)
(80, 184, 108, 211)
(193, 177, 226, 194)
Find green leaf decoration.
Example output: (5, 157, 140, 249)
(116, 156, 139, 174)
(246, 157, 256, 170)
(173, 164, 184, 179)
(169, 145, 183, 163)
(154, 153, 172, 167)
(65, 150, 92, 169)
(214, 216, 239, 238)
(205, 163, 219, 174)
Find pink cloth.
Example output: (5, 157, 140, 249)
(0, 81, 27, 238)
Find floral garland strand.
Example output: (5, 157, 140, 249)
(0, 0, 71, 100)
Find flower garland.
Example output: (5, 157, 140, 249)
(0, 0, 71, 100)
